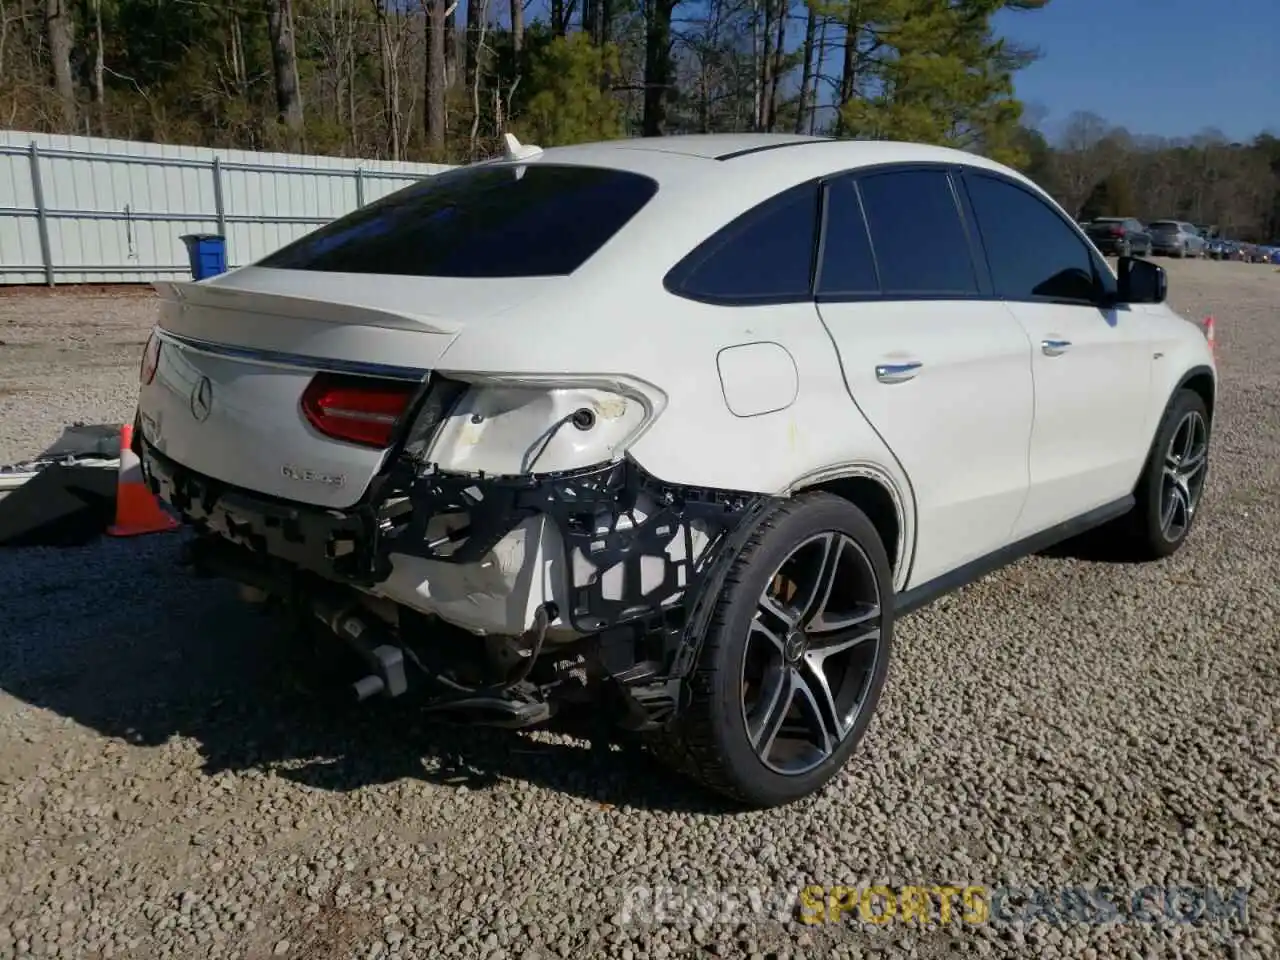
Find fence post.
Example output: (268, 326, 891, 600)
(355, 168, 366, 208)
(28, 144, 55, 286)
(211, 156, 228, 245)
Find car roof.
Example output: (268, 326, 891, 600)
(518, 134, 1043, 202)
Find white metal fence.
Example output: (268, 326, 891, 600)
(0, 131, 454, 285)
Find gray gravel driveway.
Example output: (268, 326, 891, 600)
(0, 261, 1277, 959)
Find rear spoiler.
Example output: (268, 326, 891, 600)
(151, 280, 461, 336)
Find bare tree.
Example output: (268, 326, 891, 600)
(89, 0, 106, 135)
(423, 0, 454, 151)
(795, 1, 816, 134)
(268, 0, 306, 150)
(44, 0, 75, 127)
(510, 0, 524, 54)
(1053, 110, 1114, 217)
(642, 0, 677, 136)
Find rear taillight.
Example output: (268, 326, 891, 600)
(140, 334, 161, 385)
(300, 373, 417, 448)
(1110, 225, 1125, 236)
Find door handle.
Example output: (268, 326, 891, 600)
(1041, 338, 1072, 357)
(874, 361, 923, 384)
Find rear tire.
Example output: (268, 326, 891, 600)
(1116, 389, 1211, 560)
(650, 493, 894, 808)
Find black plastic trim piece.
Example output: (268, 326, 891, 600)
(714, 137, 837, 161)
(383, 454, 771, 634)
(894, 495, 1135, 616)
(142, 431, 773, 640)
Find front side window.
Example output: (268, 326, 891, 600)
(665, 184, 820, 303)
(964, 173, 1099, 303)
(855, 169, 980, 295)
(259, 164, 658, 278)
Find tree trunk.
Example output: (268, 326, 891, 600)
(90, 0, 107, 136)
(267, 0, 305, 151)
(809, 13, 827, 135)
(445, 5, 458, 87)
(599, 0, 613, 44)
(757, 0, 773, 131)
(509, 0, 523, 54)
(641, 0, 675, 137)
(795, 3, 816, 134)
(837, 5, 861, 134)
(44, 0, 76, 129)
(465, 0, 482, 95)
(424, 0, 447, 150)
(766, 0, 786, 131)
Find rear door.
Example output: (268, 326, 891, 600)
(959, 170, 1154, 538)
(814, 167, 1035, 586)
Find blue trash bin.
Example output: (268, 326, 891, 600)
(180, 234, 227, 281)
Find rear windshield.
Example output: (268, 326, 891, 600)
(258, 163, 658, 277)
(1150, 221, 1178, 229)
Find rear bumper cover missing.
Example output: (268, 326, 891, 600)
(141, 438, 770, 641)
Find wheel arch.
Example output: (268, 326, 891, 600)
(782, 463, 914, 592)
(1176, 364, 1216, 427)
(1130, 363, 1217, 495)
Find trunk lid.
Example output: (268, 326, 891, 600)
(137, 269, 555, 509)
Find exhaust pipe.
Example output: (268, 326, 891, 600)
(310, 594, 408, 701)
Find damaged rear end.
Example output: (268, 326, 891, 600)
(134, 155, 774, 731)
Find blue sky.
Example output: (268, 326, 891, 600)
(995, 0, 1278, 143)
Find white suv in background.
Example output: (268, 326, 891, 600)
(133, 133, 1216, 807)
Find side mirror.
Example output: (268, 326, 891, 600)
(1116, 255, 1167, 304)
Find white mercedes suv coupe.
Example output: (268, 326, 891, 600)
(134, 133, 1216, 808)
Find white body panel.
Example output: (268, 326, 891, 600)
(816, 300, 1034, 586)
(1005, 301, 1156, 538)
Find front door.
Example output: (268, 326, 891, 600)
(959, 170, 1153, 538)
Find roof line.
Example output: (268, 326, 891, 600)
(715, 137, 838, 161)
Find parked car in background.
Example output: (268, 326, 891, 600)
(1084, 217, 1153, 257)
(1148, 221, 1207, 258)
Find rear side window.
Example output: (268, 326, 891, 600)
(856, 170, 979, 295)
(665, 184, 820, 303)
(259, 164, 658, 278)
(963, 172, 1099, 303)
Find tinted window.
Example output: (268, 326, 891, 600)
(964, 173, 1098, 303)
(668, 185, 819, 301)
(857, 170, 978, 295)
(259, 164, 657, 277)
(817, 179, 878, 295)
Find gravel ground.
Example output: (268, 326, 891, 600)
(1, 261, 1277, 960)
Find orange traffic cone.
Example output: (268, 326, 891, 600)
(1203, 315, 1216, 355)
(107, 423, 180, 537)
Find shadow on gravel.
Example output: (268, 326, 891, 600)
(1035, 526, 1151, 565)
(0, 536, 734, 815)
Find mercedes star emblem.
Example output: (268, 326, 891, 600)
(190, 375, 214, 422)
